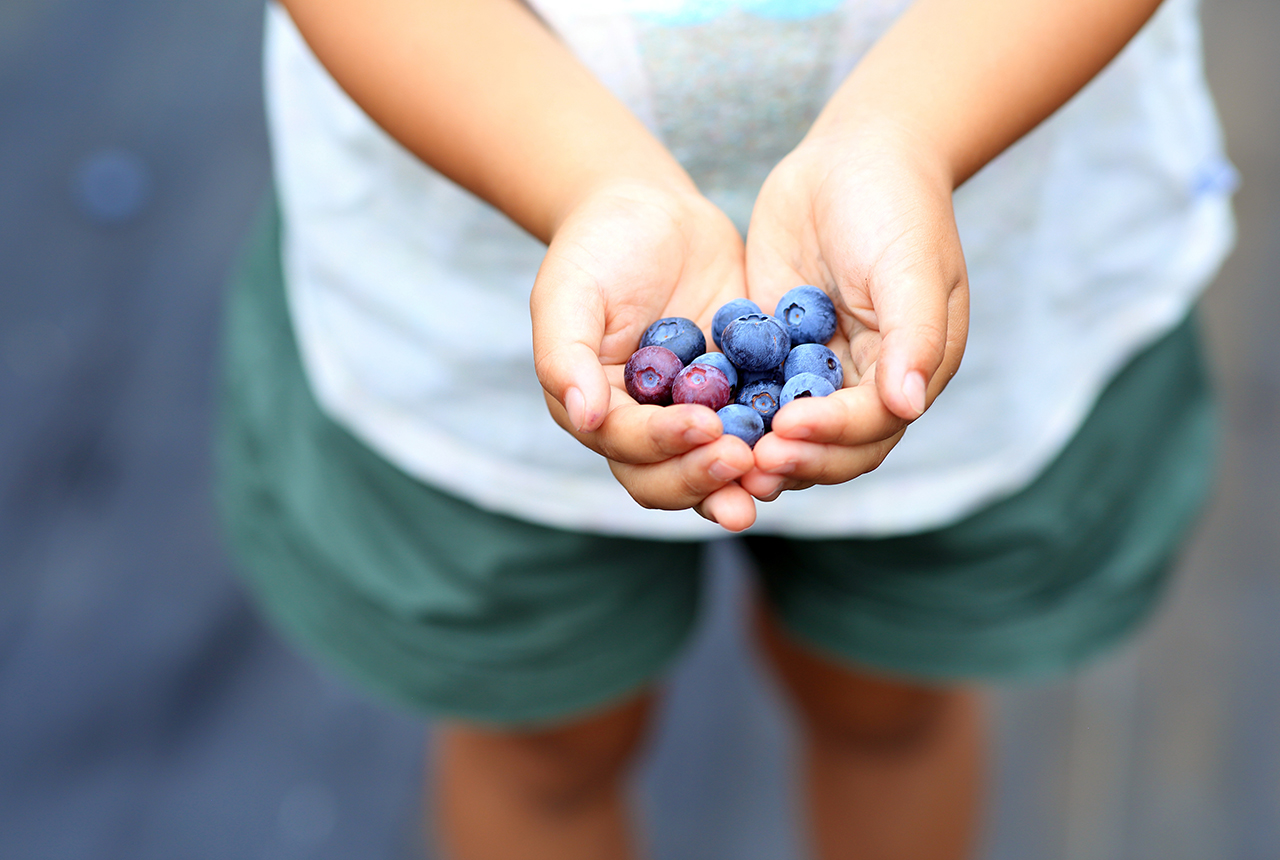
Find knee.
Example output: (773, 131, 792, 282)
(757, 610, 978, 753)
(796, 676, 973, 754)
(438, 692, 655, 811)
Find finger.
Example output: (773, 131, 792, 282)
(592, 402, 725, 465)
(543, 393, 726, 465)
(530, 251, 612, 432)
(768, 383, 906, 446)
(872, 265, 968, 421)
(610, 434, 755, 511)
(694, 483, 758, 532)
(749, 430, 904, 487)
(739, 468, 788, 502)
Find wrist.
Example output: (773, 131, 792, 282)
(546, 166, 701, 241)
(547, 173, 718, 245)
(796, 112, 955, 195)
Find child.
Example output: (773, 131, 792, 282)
(217, 0, 1234, 856)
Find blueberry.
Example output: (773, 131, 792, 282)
(735, 377, 784, 430)
(624, 346, 683, 405)
(784, 343, 843, 390)
(775, 286, 837, 346)
(711, 298, 761, 351)
(721, 314, 790, 373)
(739, 366, 785, 388)
(672, 363, 733, 411)
(639, 317, 706, 366)
(716, 404, 766, 448)
(690, 352, 738, 390)
(780, 372, 836, 407)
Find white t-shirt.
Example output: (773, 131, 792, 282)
(264, 0, 1235, 539)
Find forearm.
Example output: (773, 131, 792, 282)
(810, 0, 1164, 186)
(279, 0, 692, 242)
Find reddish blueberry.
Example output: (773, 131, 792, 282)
(690, 352, 738, 390)
(624, 345, 683, 405)
(672, 363, 733, 411)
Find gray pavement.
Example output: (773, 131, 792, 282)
(2, 1, 1278, 858)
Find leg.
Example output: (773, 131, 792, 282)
(431, 691, 656, 860)
(755, 604, 985, 860)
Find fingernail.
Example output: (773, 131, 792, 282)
(766, 461, 796, 476)
(903, 371, 927, 417)
(565, 386, 586, 432)
(781, 426, 811, 440)
(709, 460, 739, 482)
(684, 426, 715, 445)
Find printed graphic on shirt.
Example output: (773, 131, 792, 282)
(634, 9, 839, 225)
(620, 0, 843, 26)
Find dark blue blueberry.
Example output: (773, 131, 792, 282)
(639, 317, 706, 366)
(775, 286, 837, 346)
(784, 343, 843, 390)
(739, 366, 785, 388)
(716, 404, 766, 448)
(780, 372, 836, 407)
(721, 314, 790, 373)
(711, 298, 761, 350)
(690, 352, 738, 390)
(735, 377, 784, 430)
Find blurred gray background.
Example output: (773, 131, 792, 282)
(1, 1, 1276, 857)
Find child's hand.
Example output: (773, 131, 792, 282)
(739, 123, 969, 501)
(725, 0, 1168, 504)
(531, 182, 759, 531)
(280, 0, 761, 528)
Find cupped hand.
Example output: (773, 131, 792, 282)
(740, 123, 970, 501)
(530, 182, 758, 530)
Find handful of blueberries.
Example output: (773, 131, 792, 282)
(623, 286, 844, 448)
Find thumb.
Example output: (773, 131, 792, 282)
(530, 250, 613, 433)
(871, 267, 968, 421)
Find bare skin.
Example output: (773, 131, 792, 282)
(755, 606, 986, 860)
(433, 693, 656, 860)
(428, 610, 986, 860)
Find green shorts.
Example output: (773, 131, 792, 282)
(216, 202, 1218, 726)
